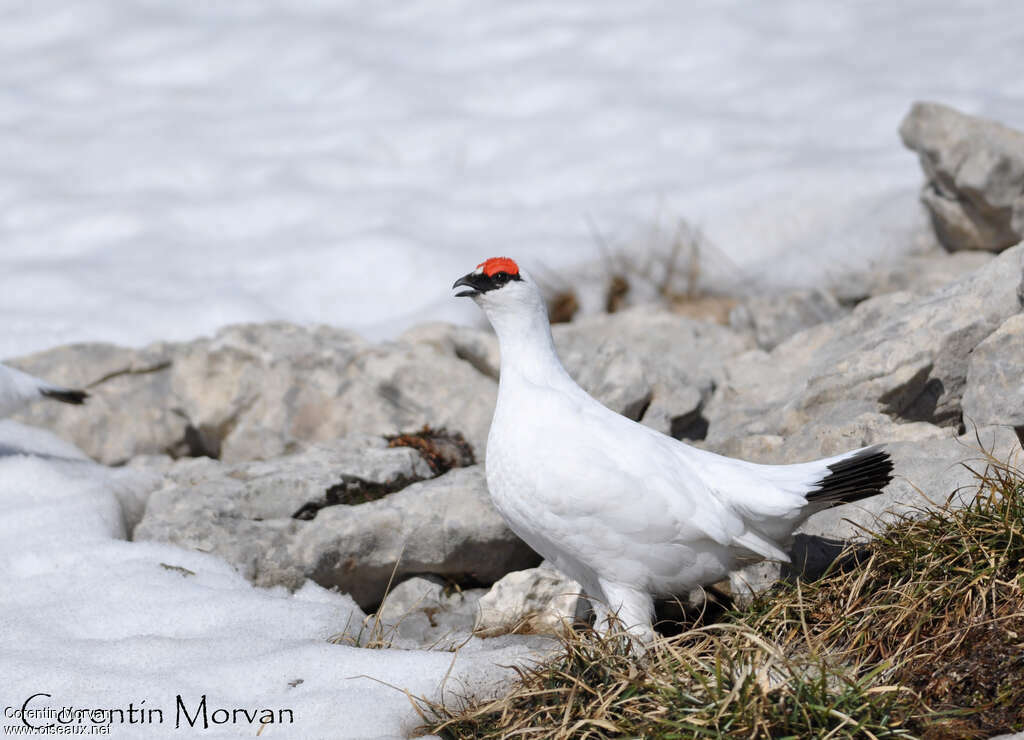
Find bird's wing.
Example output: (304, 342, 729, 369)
(581, 401, 807, 563)
(652, 437, 795, 562)
(525, 396, 782, 571)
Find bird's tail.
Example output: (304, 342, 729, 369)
(686, 443, 894, 560)
(40, 387, 89, 405)
(688, 443, 894, 526)
(804, 445, 893, 507)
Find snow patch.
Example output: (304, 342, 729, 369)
(3, 2, 1024, 358)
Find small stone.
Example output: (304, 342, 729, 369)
(374, 575, 485, 649)
(474, 563, 585, 638)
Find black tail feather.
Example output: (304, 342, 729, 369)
(806, 446, 893, 506)
(40, 388, 89, 406)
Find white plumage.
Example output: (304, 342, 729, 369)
(454, 257, 892, 640)
(0, 363, 89, 418)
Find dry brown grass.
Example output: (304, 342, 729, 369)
(386, 425, 476, 474)
(543, 218, 739, 325)
(422, 449, 1024, 739)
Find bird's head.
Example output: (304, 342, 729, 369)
(452, 257, 537, 308)
(452, 257, 550, 337)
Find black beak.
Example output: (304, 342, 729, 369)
(452, 272, 494, 297)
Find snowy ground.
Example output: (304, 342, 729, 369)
(2, 0, 1024, 359)
(0, 422, 547, 739)
(3, 3, 1024, 738)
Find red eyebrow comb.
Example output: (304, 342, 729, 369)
(477, 257, 519, 277)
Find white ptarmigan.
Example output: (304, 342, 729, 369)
(453, 257, 892, 641)
(0, 363, 89, 418)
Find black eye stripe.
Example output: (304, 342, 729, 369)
(490, 271, 522, 283)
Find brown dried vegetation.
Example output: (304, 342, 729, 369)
(543, 220, 739, 326)
(386, 425, 476, 474)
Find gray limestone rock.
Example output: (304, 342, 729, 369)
(729, 288, 847, 351)
(373, 575, 486, 649)
(711, 402, 953, 465)
(962, 313, 1024, 429)
(10, 322, 497, 464)
(6, 341, 185, 466)
(400, 322, 500, 381)
(296, 465, 538, 608)
(833, 249, 995, 305)
(134, 437, 538, 608)
(706, 244, 1024, 446)
(900, 101, 1024, 252)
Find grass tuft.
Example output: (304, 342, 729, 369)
(423, 451, 1024, 739)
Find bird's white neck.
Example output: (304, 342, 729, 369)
(486, 298, 578, 391)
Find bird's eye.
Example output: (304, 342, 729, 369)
(494, 272, 510, 283)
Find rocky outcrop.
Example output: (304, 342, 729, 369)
(713, 402, 954, 465)
(133, 435, 539, 608)
(9, 323, 497, 464)
(400, 322, 500, 381)
(901, 101, 1024, 252)
(830, 249, 994, 306)
(705, 243, 1024, 454)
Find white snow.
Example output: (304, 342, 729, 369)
(0, 437, 546, 739)
(2, 1, 1024, 359)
